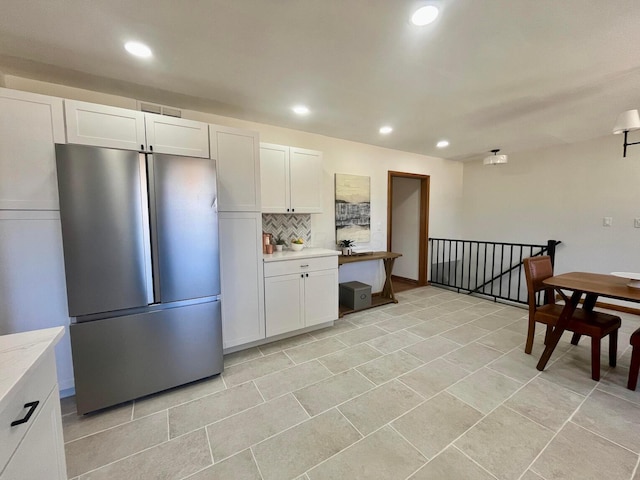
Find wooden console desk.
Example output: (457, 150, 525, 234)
(338, 251, 402, 317)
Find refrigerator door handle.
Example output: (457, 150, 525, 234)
(138, 154, 154, 305)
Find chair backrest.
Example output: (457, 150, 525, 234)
(523, 256, 555, 307)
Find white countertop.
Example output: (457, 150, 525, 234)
(264, 248, 340, 262)
(0, 327, 64, 412)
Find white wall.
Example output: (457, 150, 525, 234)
(5, 75, 465, 290)
(391, 177, 421, 280)
(461, 134, 640, 280)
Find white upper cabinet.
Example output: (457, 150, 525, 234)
(145, 113, 209, 157)
(65, 100, 146, 151)
(65, 100, 209, 157)
(210, 125, 260, 212)
(260, 143, 323, 214)
(0, 88, 65, 210)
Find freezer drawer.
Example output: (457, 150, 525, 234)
(70, 300, 223, 414)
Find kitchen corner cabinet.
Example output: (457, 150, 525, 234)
(260, 143, 323, 214)
(210, 125, 261, 212)
(64, 100, 209, 157)
(0, 88, 65, 210)
(218, 212, 265, 349)
(264, 256, 338, 337)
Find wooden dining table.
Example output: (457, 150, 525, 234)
(537, 272, 640, 371)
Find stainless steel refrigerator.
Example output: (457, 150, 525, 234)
(55, 143, 223, 414)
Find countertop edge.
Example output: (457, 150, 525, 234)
(263, 248, 340, 262)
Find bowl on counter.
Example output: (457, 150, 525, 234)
(290, 243, 304, 251)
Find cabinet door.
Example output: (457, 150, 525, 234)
(212, 126, 260, 212)
(265, 274, 304, 337)
(218, 212, 265, 348)
(145, 113, 210, 158)
(289, 147, 323, 213)
(260, 143, 289, 213)
(65, 99, 146, 151)
(304, 269, 339, 327)
(0, 88, 64, 210)
(1, 389, 67, 480)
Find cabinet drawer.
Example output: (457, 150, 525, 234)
(0, 350, 56, 469)
(264, 256, 337, 277)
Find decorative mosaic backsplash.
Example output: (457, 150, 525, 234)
(262, 213, 311, 245)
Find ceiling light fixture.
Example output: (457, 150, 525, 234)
(379, 126, 393, 134)
(436, 140, 449, 148)
(124, 41, 152, 58)
(613, 109, 640, 157)
(411, 5, 439, 26)
(483, 149, 508, 166)
(292, 105, 310, 115)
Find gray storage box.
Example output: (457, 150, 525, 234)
(339, 281, 372, 310)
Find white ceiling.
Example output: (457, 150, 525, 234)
(1, 0, 639, 160)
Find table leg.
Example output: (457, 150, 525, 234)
(381, 258, 398, 303)
(536, 290, 582, 371)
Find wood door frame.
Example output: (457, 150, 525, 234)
(387, 171, 430, 286)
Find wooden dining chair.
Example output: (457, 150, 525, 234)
(628, 328, 640, 390)
(523, 256, 621, 381)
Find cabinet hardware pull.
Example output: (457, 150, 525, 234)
(11, 401, 39, 427)
(287, 208, 290, 212)
(301, 274, 304, 278)
(149, 145, 153, 152)
(306, 273, 309, 277)
(292, 208, 295, 212)
(140, 144, 144, 150)
(300, 264, 309, 268)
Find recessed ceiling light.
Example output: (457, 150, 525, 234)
(379, 126, 393, 134)
(411, 5, 439, 26)
(124, 41, 152, 58)
(436, 140, 449, 148)
(292, 105, 310, 115)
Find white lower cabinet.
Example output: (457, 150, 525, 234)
(264, 256, 338, 337)
(218, 212, 265, 349)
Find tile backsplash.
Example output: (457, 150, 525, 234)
(262, 214, 311, 245)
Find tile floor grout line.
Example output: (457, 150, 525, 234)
(204, 424, 215, 465)
(451, 444, 501, 480)
(502, 404, 555, 434)
(568, 419, 640, 456)
(630, 455, 640, 480)
(336, 407, 365, 438)
(253, 380, 267, 403)
(249, 447, 266, 480)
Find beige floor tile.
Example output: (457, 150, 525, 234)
(206, 394, 309, 461)
(438, 309, 484, 327)
(258, 333, 316, 355)
(470, 314, 520, 331)
(285, 337, 347, 364)
(409, 446, 496, 480)
(356, 350, 424, 385)
(339, 380, 423, 435)
(447, 367, 522, 414)
(572, 390, 640, 453)
(491, 305, 527, 320)
(540, 354, 603, 396)
(486, 348, 546, 383)
(169, 382, 263, 438)
(503, 319, 529, 335)
(335, 324, 388, 346)
(251, 409, 361, 480)
(597, 365, 640, 406)
(309, 319, 357, 339)
(407, 305, 451, 321)
(347, 310, 392, 326)
(464, 303, 504, 316)
(440, 324, 490, 345)
(308, 426, 426, 480)
(62, 401, 133, 443)
(505, 377, 584, 432)
(382, 303, 424, 317)
(318, 343, 382, 374)
(254, 360, 332, 400)
(222, 351, 294, 387)
(294, 369, 375, 416)
(409, 297, 450, 309)
(399, 358, 470, 398)
(476, 328, 527, 353)
(224, 347, 263, 367)
(376, 314, 424, 332)
(443, 342, 504, 372)
(520, 471, 545, 480)
(403, 335, 461, 364)
(437, 299, 475, 313)
(392, 392, 482, 459)
(367, 329, 423, 354)
(78, 429, 210, 480)
(65, 411, 168, 478)
(455, 406, 553, 480)
(133, 375, 225, 419)
(407, 319, 454, 339)
(184, 449, 261, 480)
(532, 422, 638, 480)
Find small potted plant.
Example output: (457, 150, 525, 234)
(274, 236, 286, 252)
(291, 237, 305, 251)
(338, 239, 355, 256)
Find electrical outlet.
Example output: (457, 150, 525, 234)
(603, 217, 612, 227)
(635, 218, 640, 228)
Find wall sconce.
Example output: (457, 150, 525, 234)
(613, 109, 640, 157)
(483, 149, 508, 166)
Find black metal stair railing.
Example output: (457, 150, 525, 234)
(428, 238, 561, 305)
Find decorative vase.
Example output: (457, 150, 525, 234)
(342, 247, 352, 256)
(275, 245, 283, 252)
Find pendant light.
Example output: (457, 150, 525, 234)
(483, 149, 508, 166)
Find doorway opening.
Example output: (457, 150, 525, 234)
(387, 171, 430, 288)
